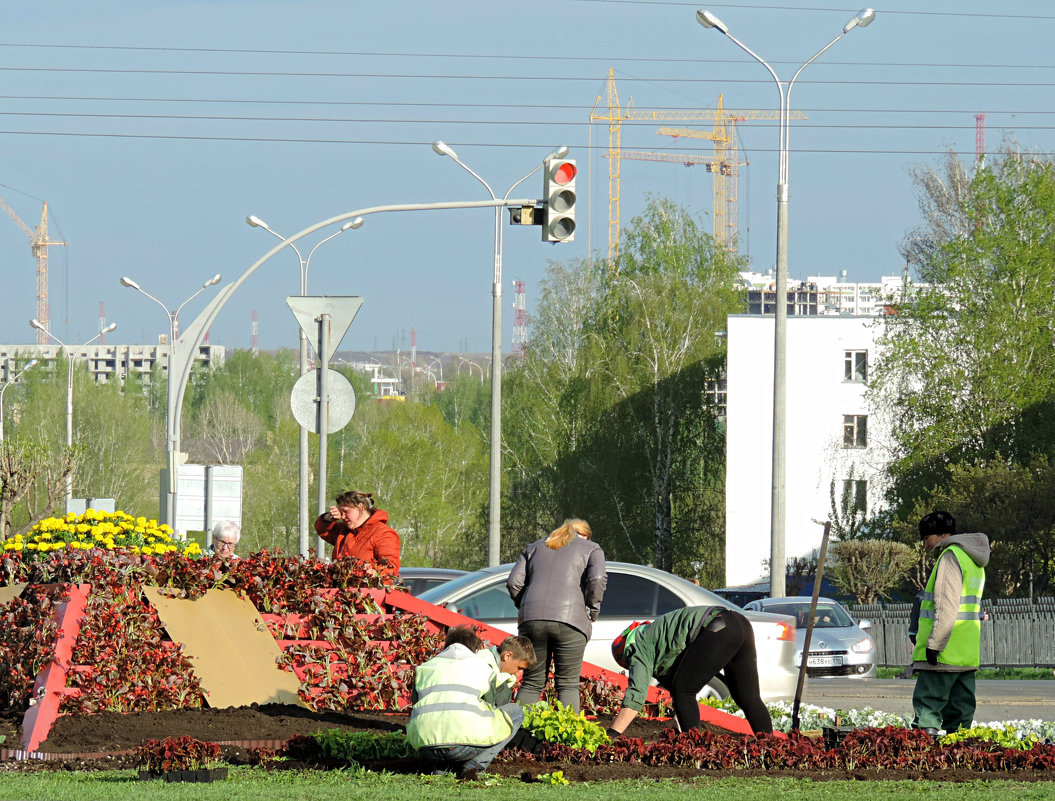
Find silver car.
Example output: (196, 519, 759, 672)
(397, 567, 469, 596)
(417, 561, 799, 702)
(742, 596, 876, 679)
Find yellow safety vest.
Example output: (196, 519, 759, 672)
(913, 544, 985, 668)
(406, 649, 513, 749)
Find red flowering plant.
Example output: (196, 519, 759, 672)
(0, 585, 61, 711)
(134, 736, 221, 773)
(0, 544, 444, 717)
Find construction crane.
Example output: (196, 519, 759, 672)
(0, 198, 67, 344)
(615, 138, 748, 253)
(590, 68, 804, 270)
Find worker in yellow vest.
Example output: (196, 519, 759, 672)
(911, 511, 990, 735)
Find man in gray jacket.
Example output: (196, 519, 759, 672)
(507, 518, 607, 712)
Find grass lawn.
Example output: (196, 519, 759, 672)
(1, 768, 1055, 801)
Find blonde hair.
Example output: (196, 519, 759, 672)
(545, 518, 591, 550)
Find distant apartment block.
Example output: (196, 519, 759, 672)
(740, 270, 910, 317)
(0, 343, 225, 384)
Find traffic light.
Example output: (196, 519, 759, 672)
(542, 157, 576, 242)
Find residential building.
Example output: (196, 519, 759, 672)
(0, 343, 225, 385)
(724, 313, 891, 588)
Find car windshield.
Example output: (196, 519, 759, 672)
(765, 603, 854, 628)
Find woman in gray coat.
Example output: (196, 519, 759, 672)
(506, 518, 607, 712)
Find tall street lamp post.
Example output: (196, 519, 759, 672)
(431, 141, 568, 567)
(29, 320, 118, 507)
(119, 274, 222, 527)
(696, 7, 875, 597)
(0, 359, 37, 441)
(245, 215, 364, 558)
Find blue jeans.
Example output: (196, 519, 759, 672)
(417, 703, 524, 773)
(517, 620, 588, 712)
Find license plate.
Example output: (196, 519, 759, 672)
(807, 655, 844, 668)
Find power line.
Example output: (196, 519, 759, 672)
(0, 66, 1050, 89)
(0, 128, 1048, 157)
(0, 41, 1052, 70)
(0, 110, 1051, 134)
(1, 94, 1054, 116)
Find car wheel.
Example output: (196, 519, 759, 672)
(699, 677, 730, 700)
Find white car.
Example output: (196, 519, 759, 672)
(417, 561, 799, 702)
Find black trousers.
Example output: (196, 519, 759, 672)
(664, 608, 773, 735)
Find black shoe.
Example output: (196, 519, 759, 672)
(922, 727, 938, 737)
(457, 767, 479, 782)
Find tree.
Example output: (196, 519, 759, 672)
(872, 149, 1055, 502)
(827, 539, 916, 604)
(0, 437, 72, 537)
(503, 197, 743, 575)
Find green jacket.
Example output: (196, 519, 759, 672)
(406, 644, 514, 749)
(622, 606, 720, 711)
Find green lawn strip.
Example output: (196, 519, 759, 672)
(1, 769, 1055, 801)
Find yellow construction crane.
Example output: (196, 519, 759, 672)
(590, 68, 804, 269)
(0, 198, 66, 344)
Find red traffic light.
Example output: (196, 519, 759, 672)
(552, 162, 577, 185)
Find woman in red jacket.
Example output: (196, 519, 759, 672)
(314, 490, 401, 574)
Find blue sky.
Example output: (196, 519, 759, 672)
(0, 1, 1051, 353)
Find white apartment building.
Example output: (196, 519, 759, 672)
(0, 343, 225, 384)
(724, 313, 891, 588)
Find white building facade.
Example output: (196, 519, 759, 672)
(724, 313, 891, 587)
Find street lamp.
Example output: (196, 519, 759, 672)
(432, 140, 568, 566)
(246, 214, 364, 559)
(696, 7, 875, 597)
(119, 274, 222, 527)
(0, 359, 37, 441)
(29, 320, 117, 506)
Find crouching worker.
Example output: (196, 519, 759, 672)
(606, 606, 773, 738)
(407, 628, 536, 781)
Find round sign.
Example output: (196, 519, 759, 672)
(290, 369, 356, 433)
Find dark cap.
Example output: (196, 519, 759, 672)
(919, 510, 956, 540)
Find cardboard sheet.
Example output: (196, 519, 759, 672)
(0, 583, 27, 606)
(142, 586, 305, 709)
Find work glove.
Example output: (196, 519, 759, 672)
(605, 727, 622, 741)
(925, 648, 939, 666)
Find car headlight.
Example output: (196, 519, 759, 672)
(851, 637, 874, 654)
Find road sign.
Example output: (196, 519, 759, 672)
(290, 369, 356, 433)
(286, 296, 363, 361)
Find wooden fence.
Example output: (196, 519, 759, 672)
(848, 596, 1055, 669)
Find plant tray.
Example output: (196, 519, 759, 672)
(822, 725, 856, 749)
(138, 767, 229, 783)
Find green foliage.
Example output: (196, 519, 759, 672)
(940, 724, 1040, 751)
(826, 539, 916, 604)
(522, 700, 612, 753)
(310, 729, 415, 762)
(502, 198, 741, 577)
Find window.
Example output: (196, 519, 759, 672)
(452, 583, 517, 620)
(844, 350, 868, 382)
(842, 479, 868, 515)
(704, 376, 727, 417)
(600, 572, 682, 618)
(843, 415, 868, 448)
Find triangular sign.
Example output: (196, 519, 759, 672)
(286, 296, 364, 362)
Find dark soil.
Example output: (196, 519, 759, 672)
(0, 705, 1051, 783)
